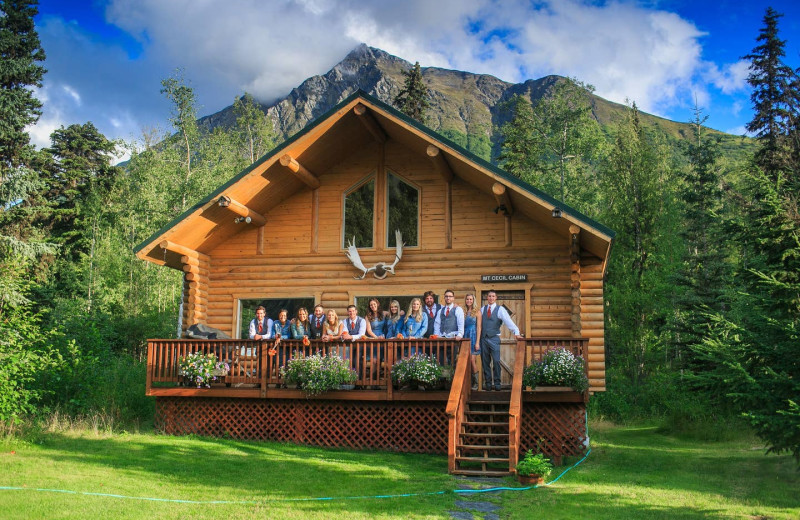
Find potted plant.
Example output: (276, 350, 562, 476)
(515, 450, 553, 485)
(522, 347, 589, 393)
(178, 352, 229, 388)
(391, 354, 443, 390)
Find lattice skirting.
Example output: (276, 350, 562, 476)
(154, 397, 448, 454)
(155, 398, 586, 457)
(520, 402, 587, 459)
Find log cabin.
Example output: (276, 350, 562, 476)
(135, 90, 614, 476)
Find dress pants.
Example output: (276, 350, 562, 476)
(480, 335, 502, 388)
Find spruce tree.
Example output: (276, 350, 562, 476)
(743, 7, 796, 176)
(695, 8, 800, 462)
(393, 62, 429, 123)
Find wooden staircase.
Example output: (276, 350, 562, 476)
(452, 391, 513, 476)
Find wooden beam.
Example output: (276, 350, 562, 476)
(217, 195, 266, 227)
(159, 240, 209, 262)
(311, 188, 319, 253)
(279, 154, 320, 189)
(426, 145, 454, 182)
(444, 181, 452, 249)
(492, 182, 514, 216)
(354, 103, 387, 143)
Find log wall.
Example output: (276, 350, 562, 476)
(197, 140, 606, 391)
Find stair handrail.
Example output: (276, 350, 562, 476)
(508, 338, 527, 473)
(446, 339, 472, 473)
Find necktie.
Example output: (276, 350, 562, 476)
(316, 318, 321, 328)
(488, 306, 492, 318)
(445, 307, 450, 317)
(351, 320, 355, 330)
(428, 308, 434, 318)
(258, 322, 263, 333)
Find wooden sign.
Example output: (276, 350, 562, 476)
(481, 274, 527, 283)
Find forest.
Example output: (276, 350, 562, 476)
(1, 2, 798, 464)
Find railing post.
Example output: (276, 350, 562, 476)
(386, 340, 394, 400)
(146, 340, 154, 396)
(260, 340, 268, 397)
(508, 338, 526, 473)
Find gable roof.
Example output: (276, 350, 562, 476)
(135, 89, 614, 268)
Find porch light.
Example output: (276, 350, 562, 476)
(551, 207, 562, 218)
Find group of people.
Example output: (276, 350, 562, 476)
(248, 289, 522, 391)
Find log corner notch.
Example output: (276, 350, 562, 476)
(217, 195, 267, 227)
(279, 154, 321, 190)
(354, 103, 387, 143)
(492, 182, 513, 247)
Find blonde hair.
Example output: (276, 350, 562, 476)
(464, 293, 478, 318)
(388, 299, 402, 324)
(325, 309, 341, 333)
(406, 297, 423, 323)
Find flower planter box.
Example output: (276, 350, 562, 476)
(517, 474, 545, 485)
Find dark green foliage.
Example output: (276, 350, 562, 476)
(343, 179, 374, 248)
(691, 8, 800, 462)
(394, 61, 429, 123)
(498, 78, 605, 214)
(743, 7, 797, 176)
(386, 172, 418, 247)
(0, 0, 45, 170)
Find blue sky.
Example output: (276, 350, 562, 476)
(30, 0, 800, 153)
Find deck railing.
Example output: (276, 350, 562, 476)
(146, 338, 461, 395)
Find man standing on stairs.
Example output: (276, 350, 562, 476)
(477, 290, 523, 391)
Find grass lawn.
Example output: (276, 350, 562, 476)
(0, 420, 797, 519)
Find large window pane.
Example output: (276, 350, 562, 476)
(238, 297, 315, 338)
(343, 178, 374, 248)
(387, 172, 418, 247)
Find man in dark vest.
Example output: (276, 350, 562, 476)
(341, 305, 366, 341)
(248, 305, 273, 340)
(479, 290, 523, 391)
(308, 304, 325, 340)
(433, 289, 464, 339)
(422, 290, 441, 338)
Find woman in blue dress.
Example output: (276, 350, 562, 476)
(291, 307, 312, 341)
(365, 298, 387, 338)
(464, 294, 479, 389)
(272, 308, 292, 340)
(385, 300, 405, 337)
(403, 297, 427, 339)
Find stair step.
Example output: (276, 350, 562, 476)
(456, 456, 509, 463)
(459, 432, 508, 438)
(457, 444, 510, 450)
(463, 421, 510, 427)
(468, 400, 511, 405)
(465, 410, 509, 416)
(452, 469, 512, 477)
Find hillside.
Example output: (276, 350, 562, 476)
(200, 44, 754, 163)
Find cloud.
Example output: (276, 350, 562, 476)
(707, 60, 750, 94)
(31, 0, 748, 145)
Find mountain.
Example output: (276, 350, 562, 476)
(200, 44, 753, 162)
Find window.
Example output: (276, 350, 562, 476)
(386, 172, 419, 247)
(354, 295, 417, 317)
(238, 297, 315, 338)
(343, 178, 374, 248)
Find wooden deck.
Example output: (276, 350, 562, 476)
(148, 337, 589, 473)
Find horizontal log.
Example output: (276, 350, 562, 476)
(217, 195, 267, 227)
(159, 240, 210, 262)
(280, 154, 320, 189)
(182, 265, 210, 277)
(581, 305, 604, 313)
(185, 272, 208, 282)
(581, 280, 604, 290)
(426, 145, 454, 182)
(580, 329, 604, 338)
(354, 103, 387, 143)
(580, 313, 604, 321)
(587, 362, 606, 370)
(180, 255, 205, 267)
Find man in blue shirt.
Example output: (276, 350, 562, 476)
(478, 290, 523, 391)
